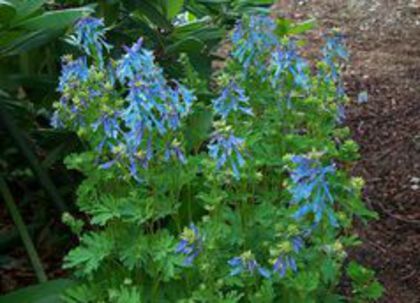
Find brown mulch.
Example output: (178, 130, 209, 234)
(275, 1, 420, 302)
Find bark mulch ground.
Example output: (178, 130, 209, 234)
(275, 1, 420, 302)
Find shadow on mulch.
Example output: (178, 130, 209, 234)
(275, 1, 420, 302)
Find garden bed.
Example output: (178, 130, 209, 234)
(274, 1, 420, 302)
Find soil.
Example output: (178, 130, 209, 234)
(274, 1, 420, 302)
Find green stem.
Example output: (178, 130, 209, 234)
(0, 107, 67, 213)
(0, 176, 48, 283)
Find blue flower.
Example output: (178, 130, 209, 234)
(116, 38, 157, 84)
(124, 76, 167, 135)
(272, 237, 304, 277)
(91, 109, 122, 151)
(164, 139, 187, 164)
(231, 15, 277, 73)
(228, 251, 270, 278)
(357, 91, 368, 104)
(119, 40, 196, 138)
(273, 255, 297, 277)
(212, 81, 253, 119)
(320, 33, 348, 97)
(176, 224, 203, 266)
(52, 57, 90, 129)
(337, 104, 346, 124)
(56, 22, 196, 182)
(323, 34, 348, 63)
(270, 42, 310, 91)
(208, 124, 246, 179)
(289, 156, 338, 227)
(58, 56, 89, 93)
(70, 17, 111, 64)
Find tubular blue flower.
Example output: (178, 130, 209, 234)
(208, 125, 246, 179)
(357, 91, 368, 104)
(164, 139, 187, 164)
(270, 42, 310, 91)
(228, 251, 270, 278)
(56, 20, 196, 182)
(231, 15, 278, 73)
(116, 38, 157, 84)
(320, 33, 348, 97)
(119, 40, 196, 138)
(171, 81, 195, 117)
(273, 255, 297, 277)
(289, 156, 338, 227)
(212, 81, 253, 119)
(58, 56, 89, 93)
(322, 34, 348, 64)
(124, 76, 167, 134)
(176, 224, 203, 266)
(70, 17, 111, 63)
(92, 109, 121, 140)
(272, 236, 304, 277)
(337, 104, 346, 124)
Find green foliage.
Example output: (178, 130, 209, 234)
(0, 1, 92, 56)
(0, 279, 76, 303)
(50, 10, 383, 302)
(347, 262, 384, 302)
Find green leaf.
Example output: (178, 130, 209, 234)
(11, 0, 45, 20)
(0, 29, 60, 56)
(364, 281, 384, 300)
(321, 258, 338, 284)
(14, 8, 91, 30)
(184, 106, 213, 151)
(0, 279, 75, 303)
(131, 1, 172, 30)
(288, 19, 316, 35)
(0, 0, 16, 24)
(276, 18, 316, 37)
(166, 36, 204, 54)
(165, 0, 184, 19)
(64, 232, 114, 275)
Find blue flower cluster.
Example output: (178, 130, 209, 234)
(270, 42, 310, 91)
(272, 236, 304, 277)
(208, 123, 246, 179)
(321, 33, 348, 98)
(289, 155, 338, 227)
(212, 81, 253, 119)
(119, 38, 194, 135)
(69, 17, 111, 65)
(52, 56, 90, 129)
(231, 15, 277, 73)
(176, 224, 203, 266)
(53, 17, 196, 182)
(58, 56, 89, 93)
(232, 15, 311, 102)
(228, 251, 270, 278)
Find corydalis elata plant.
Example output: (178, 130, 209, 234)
(55, 15, 381, 303)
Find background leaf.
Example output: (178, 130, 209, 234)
(0, 0, 16, 24)
(165, 0, 184, 19)
(15, 8, 92, 31)
(0, 279, 75, 303)
(10, 0, 45, 21)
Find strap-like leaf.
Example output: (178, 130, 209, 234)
(0, 0, 16, 24)
(0, 279, 75, 303)
(10, 0, 45, 21)
(0, 30, 59, 56)
(14, 7, 92, 30)
(165, 0, 184, 19)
